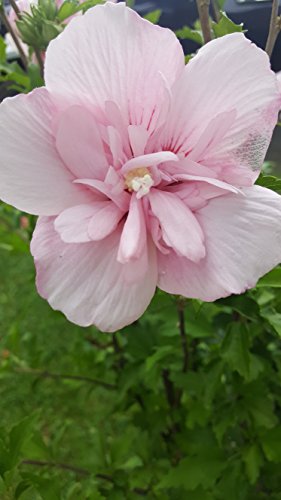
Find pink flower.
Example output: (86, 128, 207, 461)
(277, 72, 281, 91)
(1, 2, 281, 332)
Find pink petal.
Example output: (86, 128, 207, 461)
(187, 109, 237, 162)
(0, 89, 90, 215)
(31, 217, 158, 331)
(118, 194, 147, 263)
(128, 125, 150, 157)
(74, 178, 130, 211)
(174, 173, 241, 194)
(56, 105, 108, 180)
(88, 202, 124, 241)
(149, 189, 205, 262)
(107, 125, 126, 167)
(159, 34, 281, 186)
(54, 201, 123, 243)
(276, 72, 281, 92)
(55, 203, 97, 243)
(158, 186, 281, 300)
(121, 151, 178, 175)
(45, 2, 184, 131)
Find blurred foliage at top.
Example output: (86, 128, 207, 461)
(0, 1, 281, 499)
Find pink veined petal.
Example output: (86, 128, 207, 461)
(276, 72, 281, 92)
(88, 202, 124, 240)
(0, 88, 90, 215)
(149, 189, 205, 262)
(31, 217, 158, 332)
(107, 125, 126, 167)
(104, 166, 124, 195)
(187, 109, 237, 162)
(55, 105, 108, 180)
(158, 185, 281, 300)
(161, 157, 219, 178)
(121, 151, 178, 175)
(74, 178, 130, 211)
(104, 101, 131, 157)
(173, 173, 242, 194)
(54, 201, 123, 243)
(149, 215, 170, 254)
(128, 125, 150, 157)
(158, 33, 281, 186)
(55, 203, 98, 243)
(45, 2, 184, 131)
(117, 193, 147, 263)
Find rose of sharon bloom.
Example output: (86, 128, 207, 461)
(1, 3, 281, 332)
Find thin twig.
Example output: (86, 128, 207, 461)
(196, 0, 212, 44)
(85, 336, 113, 349)
(177, 298, 188, 373)
(21, 460, 149, 495)
(162, 369, 176, 408)
(15, 367, 117, 390)
(0, 7, 28, 69)
(112, 333, 126, 370)
(22, 459, 90, 476)
(9, 0, 21, 16)
(33, 47, 44, 74)
(211, 0, 220, 23)
(33, 47, 44, 78)
(265, 0, 281, 57)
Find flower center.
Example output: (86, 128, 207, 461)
(124, 167, 154, 199)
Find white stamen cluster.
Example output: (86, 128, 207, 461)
(124, 167, 154, 199)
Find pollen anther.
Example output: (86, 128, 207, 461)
(124, 167, 154, 199)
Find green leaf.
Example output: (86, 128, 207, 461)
(242, 444, 263, 484)
(8, 413, 38, 468)
(145, 345, 175, 372)
(15, 480, 32, 499)
(175, 26, 203, 45)
(57, 0, 79, 21)
(257, 267, 281, 288)
(243, 384, 278, 429)
(221, 324, 250, 378)
(41, 21, 63, 44)
(261, 427, 281, 462)
(118, 455, 143, 471)
(144, 9, 161, 24)
(212, 12, 244, 37)
(0, 36, 6, 64)
(22, 473, 61, 500)
(218, 295, 260, 320)
(256, 174, 281, 194)
(158, 455, 224, 490)
(27, 63, 44, 90)
(262, 311, 281, 336)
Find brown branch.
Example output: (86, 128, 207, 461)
(265, 0, 281, 57)
(22, 459, 90, 476)
(162, 368, 177, 408)
(112, 333, 126, 370)
(196, 0, 212, 44)
(177, 298, 188, 373)
(211, 0, 220, 23)
(33, 47, 44, 79)
(15, 367, 116, 390)
(84, 336, 113, 349)
(21, 460, 149, 495)
(0, 7, 28, 69)
(9, 0, 21, 16)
